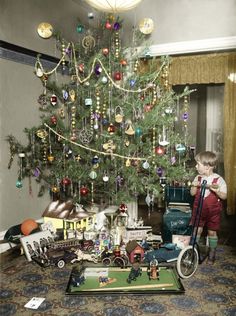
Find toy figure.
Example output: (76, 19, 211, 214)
(148, 259, 159, 280)
(127, 262, 142, 283)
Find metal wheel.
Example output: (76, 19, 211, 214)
(113, 257, 125, 268)
(177, 245, 199, 279)
(102, 257, 111, 266)
(57, 259, 65, 269)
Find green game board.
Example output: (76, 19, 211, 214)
(66, 265, 185, 295)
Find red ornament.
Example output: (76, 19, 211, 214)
(144, 104, 153, 112)
(113, 72, 122, 81)
(21, 219, 39, 236)
(102, 48, 109, 56)
(155, 146, 165, 156)
(105, 21, 112, 29)
(120, 59, 127, 66)
(61, 177, 71, 186)
(50, 94, 57, 106)
(107, 123, 115, 134)
(80, 186, 89, 196)
(50, 115, 57, 125)
(78, 63, 84, 73)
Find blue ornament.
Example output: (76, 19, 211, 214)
(92, 155, 99, 164)
(130, 79, 136, 87)
(135, 127, 142, 137)
(16, 180, 23, 188)
(157, 167, 163, 176)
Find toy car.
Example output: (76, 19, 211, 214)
(32, 249, 77, 268)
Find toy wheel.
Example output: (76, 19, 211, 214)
(57, 259, 65, 269)
(114, 257, 125, 268)
(102, 257, 111, 266)
(177, 245, 199, 279)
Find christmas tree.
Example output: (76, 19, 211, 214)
(7, 14, 194, 209)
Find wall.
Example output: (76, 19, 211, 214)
(0, 0, 235, 232)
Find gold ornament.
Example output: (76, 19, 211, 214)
(139, 18, 154, 34)
(47, 155, 55, 162)
(103, 140, 116, 153)
(36, 129, 48, 139)
(37, 22, 53, 39)
(125, 120, 135, 135)
(82, 35, 96, 52)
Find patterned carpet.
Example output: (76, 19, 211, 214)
(0, 245, 236, 316)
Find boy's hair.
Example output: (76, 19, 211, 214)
(195, 151, 218, 168)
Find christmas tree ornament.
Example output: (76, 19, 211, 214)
(101, 76, 108, 84)
(61, 177, 71, 186)
(103, 173, 109, 182)
(89, 170, 97, 179)
(125, 120, 135, 135)
(120, 59, 127, 66)
(130, 79, 136, 87)
(62, 89, 69, 100)
(108, 123, 115, 134)
(102, 48, 109, 56)
(88, 12, 94, 19)
(114, 106, 124, 123)
(105, 21, 112, 29)
(94, 64, 102, 75)
(142, 160, 149, 169)
(16, 179, 23, 188)
(50, 115, 57, 125)
(51, 185, 60, 193)
(69, 89, 76, 102)
(144, 104, 152, 112)
(113, 71, 122, 81)
(33, 167, 40, 177)
(113, 22, 121, 30)
(50, 94, 57, 106)
(77, 24, 84, 33)
(125, 158, 131, 167)
(157, 167, 163, 176)
(92, 155, 99, 164)
(36, 67, 43, 78)
(47, 155, 55, 163)
(135, 127, 142, 137)
(85, 98, 92, 106)
(103, 140, 116, 153)
(37, 22, 53, 39)
(58, 107, 65, 119)
(155, 146, 165, 156)
(138, 18, 154, 34)
(176, 144, 186, 152)
(159, 126, 169, 146)
(80, 186, 89, 196)
(78, 63, 85, 73)
(82, 34, 96, 53)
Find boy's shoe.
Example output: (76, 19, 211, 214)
(207, 249, 216, 265)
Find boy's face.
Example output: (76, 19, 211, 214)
(195, 161, 211, 175)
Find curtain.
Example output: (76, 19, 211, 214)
(150, 52, 236, 215)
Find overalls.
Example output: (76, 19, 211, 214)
(190, 176, 223, 231)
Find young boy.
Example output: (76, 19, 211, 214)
(190, 151, 227, 264)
